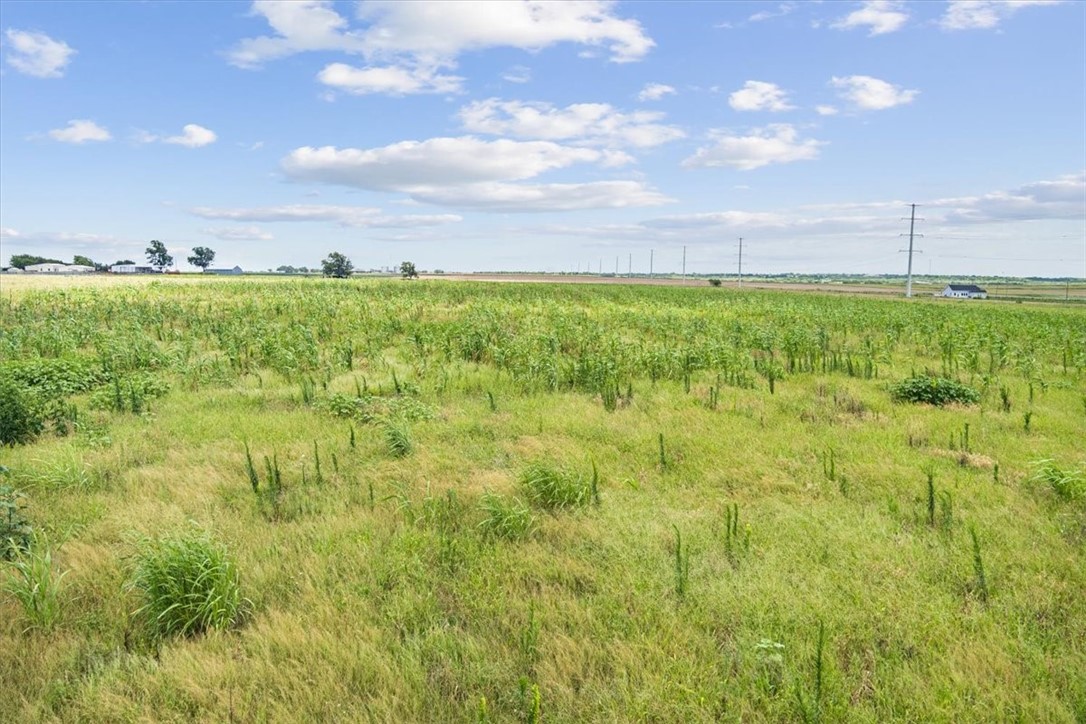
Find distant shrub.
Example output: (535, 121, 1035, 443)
(478, 492, 537, 540)
(0, 377, 44, 446)
(708, 278, 722, 287)
(129, 529, 248, 640)
(890, 375, 979, 406)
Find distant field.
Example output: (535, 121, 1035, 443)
(1, 278, 1084, 721)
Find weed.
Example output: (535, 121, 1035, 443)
(1023, 411, 1033, 433)
(383, 421, 413, 457)
(673, 524, 690, 600)
(520, 463, 594, 510)
(823, 449, 836, 482)
(0, 376, 45, 446)
(1, 479, 33, 560)
(999, 385, 1011, 412)
(723, 503, 750, 564)
(1030, 459, 1085, 501)
(478, 492, 537, 541)
(519, 601, 540, 670)
(795, 621, 826, 724)
(128, 528, 248, 640)
(754, 639, 786, 696)
(658, 432, 667, 470)
(927, 469, 936, 527)
(969, 525, 989, 604)
(3, 531, 66, 632)
(487, 390, 497, 412)
(313, 440, 324, 485)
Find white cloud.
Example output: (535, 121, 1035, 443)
(316, 61, 462, 95)
(682, 124, 824, 171)
(728, 81, 795, 112)
(929, 172, 1085, 222)
(502, 65, 532, 83)
(228, 0, 366, 68)
(281, 137, 622, 189)
(191, 204, 462, 228)
(164, 124, 218, 148)
(815, 105, 839, 116)
(749, 3, 797, 22)
(939, 0, 1063, 31)
(638, 82, 676, 101)
(830, 75, 918, 110)
(458, 98, 684, 148)
(202, 226, 275, 241)
(832, 1, 909, 35)
(1, 227, 21, 238)
(3, 29, 76, 78)
(48, 120, 112, 144)
(229, 0, 654, 96)
(354, 1, 654, 64)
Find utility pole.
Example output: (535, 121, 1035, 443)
(628, 253, 632, 277)
(738, 237, 743, 288)
(900, 204, 924, 298)
(682, 245, 687, 285)
(615, 256, 619, 275)
(650, 249, 654, 278)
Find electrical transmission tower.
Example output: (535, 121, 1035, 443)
(900, 204, 924, 298)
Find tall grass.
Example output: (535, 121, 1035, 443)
(3, 531, 67, 632)
(520, 463, 594, 510)
(478, 492, 537, 540)
(128, 529, 248, 640)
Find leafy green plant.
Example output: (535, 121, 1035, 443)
(1030, 459, 1085, 501)
(3, 531, 67, 632)
(0, 377, 45, 446)
(890, 375, 979, 406)
(383, 420, 413, 457)
(128, 528, 248, 640)
(1, 475, 32, 561)
(478, 492, 537, 541)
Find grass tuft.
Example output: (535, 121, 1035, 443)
(478, 492, 537, 541)
(520, 463, 594, 510)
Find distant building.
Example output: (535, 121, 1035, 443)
(110, 264, 156, 274)
(203, 266, 244, 275)
(24, 263, 94, 274)
(940, 284, 988, 299)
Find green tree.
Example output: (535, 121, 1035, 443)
(145, 240, 173, 270)
(113, 259, 135, 266)
(321, 252, 353, 279)
(187, 246, 216, 271)
(399, 261, 419, 279)
(8, 255, 63, 270)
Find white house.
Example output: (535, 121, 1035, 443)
(940, 284, 988, 299)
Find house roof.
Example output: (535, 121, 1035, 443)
(946, 284, 987, 293)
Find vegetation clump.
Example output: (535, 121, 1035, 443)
(128, 529, 248, 640)
(0, 377, 44, 446)
(478, 492, 537, 540)
(520, 462, 598, 510)
(889, 375, 979, 406)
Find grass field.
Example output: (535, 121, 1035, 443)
(1, 276, 1084, 722)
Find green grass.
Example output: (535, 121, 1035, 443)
(127, 528, 248, 641)
(0, 277, 1084, 721)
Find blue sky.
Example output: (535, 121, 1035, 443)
(1, 0, 1083, 276)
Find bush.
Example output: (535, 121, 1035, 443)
(1, 478, 33, 560)
(708, 278, 722, 287)
(889, 375, 979, 406)
(128, 529, 248, 640)
(0, 377, 44, 446)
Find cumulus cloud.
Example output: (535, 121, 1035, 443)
(277, 137, 668, 212)
(164, 124, 218, 148)
(230, 0, 653, 97)
(940, 0, 1063, 31)
(1, 227, 21, 238)
(638, 82, 676, 101)
(202, 226, 275, 241)
(830, 75, 918, 110)
(458, 99, 684, 148)
(317, 61, 462, 95)
(3, 29, 76, 78)
(682, 124, 824, 171)
(728, 81, 794, 112)
(191, 204, 462, 228)
(47, 120, 112, 144)
(832, 1, 909, 35)
(815, 105, 839, 116)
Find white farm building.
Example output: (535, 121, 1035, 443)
(940, 284, 988, 299)
(24, 263, 95, 274)
(109, 264, 157, 274)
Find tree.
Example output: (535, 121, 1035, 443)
(145, 240, 173, 270)
(399, 261, 419, 279)
(114, 259, 135, 266)
(187, 246, 216, 271)
(8, 254, 63, 269)
(321, 252, 353, 278)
